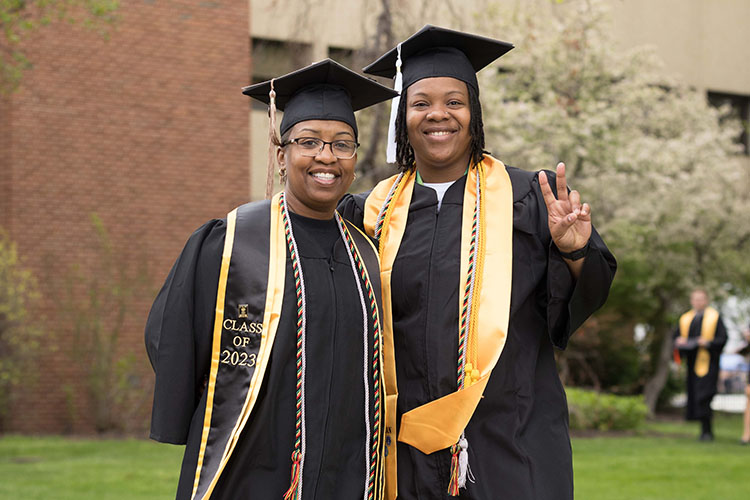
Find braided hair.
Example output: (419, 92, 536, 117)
(394, 81, 486, 172)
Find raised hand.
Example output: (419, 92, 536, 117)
(538, 162, 592, 255)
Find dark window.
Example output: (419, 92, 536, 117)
(708, 91, 750, 155)
(250, 38, 313, 111)
(328, 46, 355, 69)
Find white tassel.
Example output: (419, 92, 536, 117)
(385, 44, 403, 164)
(457, 434, 472, 488)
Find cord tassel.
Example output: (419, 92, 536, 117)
(385, 44, 402, 164)
(448, 434, 471, 496)
(266, 79, 278, 199)
(283, 450, 302, 500)
(448, 443, 460, 496)
(457, 435, 470, 489)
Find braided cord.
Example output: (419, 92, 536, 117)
(457, 165, 483, 389)
(280, 192, 308, 500)
(374, 171, 404, 240)
(448, 164, 486, 496)
(336, 213, 385, 500)
(467, 165, 486, 373)
(374, 171, 410, 258)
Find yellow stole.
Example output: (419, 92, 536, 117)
(678, 306, 719, 377)
(363, 155, 513, 499)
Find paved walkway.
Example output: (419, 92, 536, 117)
(712, 393, 747, 413)
(672, 393, 747, 413)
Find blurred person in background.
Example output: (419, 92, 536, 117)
(674, 288, 727, 441)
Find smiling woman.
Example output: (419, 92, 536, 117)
(278, 120, 358, 219)
(145, 59, 397, 500)
(403, 77, 472, 182)
(338, 25, 617, 500)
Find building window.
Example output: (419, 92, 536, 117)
(250, 38, 313, 110)
(328, 47, 355, 69)
(707, 91, 750, 155)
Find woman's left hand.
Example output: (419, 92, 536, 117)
(539, 162, 592, 254)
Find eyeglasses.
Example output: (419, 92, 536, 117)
(283, 137, 359, 160)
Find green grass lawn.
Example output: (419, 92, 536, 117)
(1, 413, 748, 499)
(0, 435, 183, 499)
(573, 412, 750, 500)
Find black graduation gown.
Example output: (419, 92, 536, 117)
(339, 167, 617, 500)
(673, 313, 727, 420)
(146, 212, 377, 500)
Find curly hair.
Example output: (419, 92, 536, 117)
(394, 82, 486, 172)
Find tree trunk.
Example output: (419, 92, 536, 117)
(642, 326, 674, 415)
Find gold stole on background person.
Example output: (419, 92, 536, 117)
(363, 155, 513, 500)
(679, 306, 719, 377)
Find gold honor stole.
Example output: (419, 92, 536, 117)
(363, 155, 513, 500)
(679, 306, 719, 377)
(187, 194, 385, 500)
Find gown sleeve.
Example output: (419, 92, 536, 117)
(337, 192, 370, 230)
(145, 219, 226, 444)
(520, 169, 617, 350)
(710, 317, 728, 352)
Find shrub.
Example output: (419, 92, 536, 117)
(567, 387, 647, 431)
(0, 230, 41, 430)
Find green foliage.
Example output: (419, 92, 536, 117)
(474, 0, 750, 405)
(566, 387, 647, 431)
(654, 368, 684, 413)
(0, 230, 41, 429)
(61, 213, 150, 433)
(560, 321, 645, 393)
(0, 0, 119, 93)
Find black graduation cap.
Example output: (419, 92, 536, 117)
(242, 58, 398, 138)
(363, 25, 514, 93)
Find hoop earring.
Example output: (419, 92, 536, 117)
(278, 165, 287, 184)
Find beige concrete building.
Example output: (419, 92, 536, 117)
(248, 0, 750, 199)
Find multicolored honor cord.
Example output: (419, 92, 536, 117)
(280, 192, 385, 500)
(373, 165, 486, 496)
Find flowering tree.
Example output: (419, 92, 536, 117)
(477, 0, 749, 412)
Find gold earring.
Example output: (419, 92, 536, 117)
(278, 165, 287, 184)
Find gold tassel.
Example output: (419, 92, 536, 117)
(266, 78, 279, 200)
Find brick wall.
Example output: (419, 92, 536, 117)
(4, 1, 250, 434)
(1, 95, 11, 230)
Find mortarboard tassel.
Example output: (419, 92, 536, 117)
(385, 44, 402, 164)
(266, 79, 279, 200)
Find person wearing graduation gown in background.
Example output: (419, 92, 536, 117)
(145, 59, 398, 500)
(338, 25, 617, 500)
(673, 288, 727, 441)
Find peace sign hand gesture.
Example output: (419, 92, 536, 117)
(538, 162, 592, 255)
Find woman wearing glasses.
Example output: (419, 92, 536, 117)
(145, 59, 397, 500)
